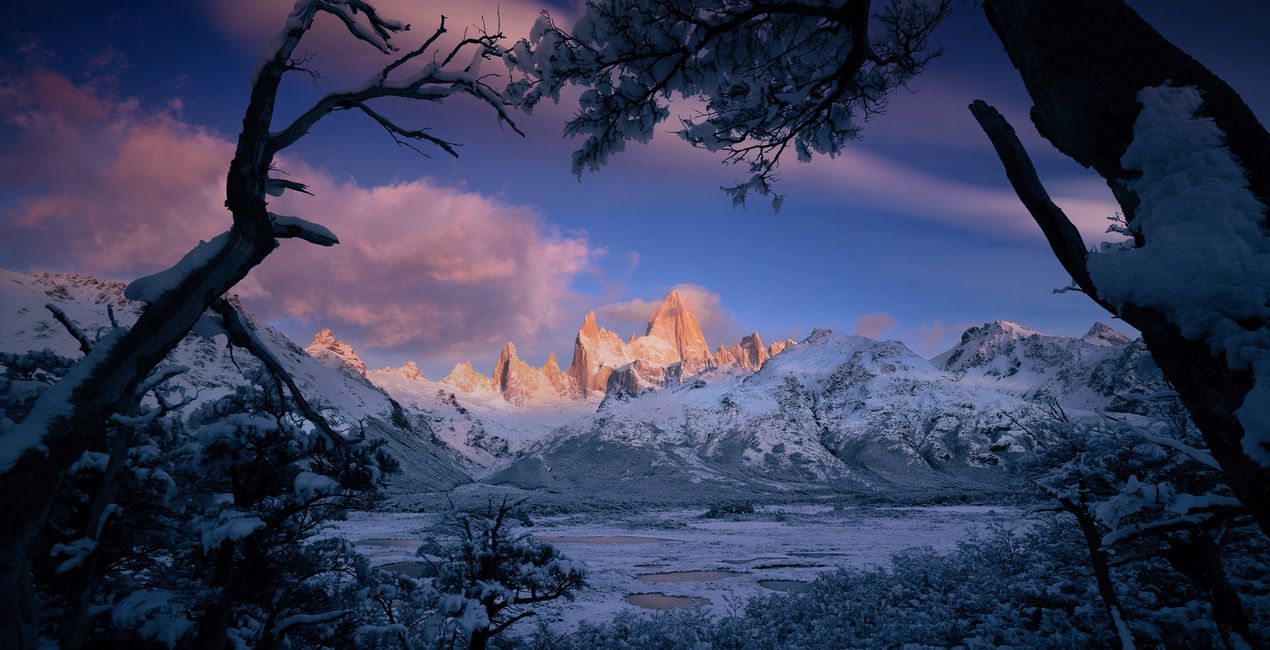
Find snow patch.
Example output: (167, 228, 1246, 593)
(1085, 84, 1270, 465)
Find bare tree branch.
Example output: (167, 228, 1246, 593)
(968, 100, 1112, 310)
(44, 304, 93, 356)
(211, 299, 359, 450)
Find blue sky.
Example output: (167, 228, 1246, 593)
(2, 0, 1267, 377)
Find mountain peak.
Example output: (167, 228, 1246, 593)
(1083, 322, 1132, 346)
(379, 361, 424, 381)
(737, 332, 769, 370)
(304, 328, 367, 376)
(645, 289, 712, 373)
(580, 311, 599, 338)
(442, 360, 496, 394)
(804, 328, 834, 344)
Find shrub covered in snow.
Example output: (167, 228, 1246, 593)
(525, 519, 1267, 649)
(354, 498, 587, 650)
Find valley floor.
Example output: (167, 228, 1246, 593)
(327, 501, 1026, 635)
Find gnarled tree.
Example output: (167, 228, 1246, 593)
(0, 2, 526, 647)
(969, 0, 1270, 536)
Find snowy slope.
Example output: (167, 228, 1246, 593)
(932, 320, 1165, 412)
(487, 330, 1033, 500)
(0, 270, 470, 493)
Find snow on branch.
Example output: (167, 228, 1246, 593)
(270, 213, 340, 247)
(124, 233, 231, 304)
(258, 0, 410, 83)
(45, 304, 93, 355)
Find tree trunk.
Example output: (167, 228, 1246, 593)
(0, 21, 295, 643)
(1164, 533, 1255, 648)
(979, 0, 1270, 536)
(1061, 500, 1135, 650)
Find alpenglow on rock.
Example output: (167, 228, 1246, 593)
(305, 328, 368, 377)
(428, 290, 796, 405)
(645, 290, 715, 374)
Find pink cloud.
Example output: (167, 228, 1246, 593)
(854, 312, 898, 340)
(0, 69, 601, 371)
(0, 70, 231, 274)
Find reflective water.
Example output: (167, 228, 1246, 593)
(757, 579, 813, 594)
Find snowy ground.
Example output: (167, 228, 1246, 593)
(327, 503, 1026, 633)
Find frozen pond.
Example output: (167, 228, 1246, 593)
(758, 579, 813, 593)
(636, 570, 743, 583)
(326, 504, 1024, 632)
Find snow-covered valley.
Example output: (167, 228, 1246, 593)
(328, 503, 1026, 634)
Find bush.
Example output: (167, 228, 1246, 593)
(702, 501, 756, 519)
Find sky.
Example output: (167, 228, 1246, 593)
(1, 0, 1267, 378)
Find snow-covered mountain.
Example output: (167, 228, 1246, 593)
(488, 330, 1031, 499)
(932, 319, 1168, 411)
(0, 270, 469, 493)
(2, 270, 1170, 502)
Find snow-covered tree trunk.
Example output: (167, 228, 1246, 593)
(972, 0, 1270, 537)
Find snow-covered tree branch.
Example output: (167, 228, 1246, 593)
(506, 0, 950, 208)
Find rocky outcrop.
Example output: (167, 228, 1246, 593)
(542, 353, 573, 397)
(604, 359, 669, 399)
(768, 339, 796, 357)
(442, 361, 496, 394)
(378, 361, 424, 381)
(566, 292, 712, 399)
(1083, 322, 1133, 347)
(645, 290, 714, 374)
(715, 335, 795, 370)
(490, 342, 576, 406)
(440, 290, 795, 405)
(714, 343, 739, 366)
(567, 311, 639, 397)
(305, 328, 368, 377)
(738, 332, 770, 371)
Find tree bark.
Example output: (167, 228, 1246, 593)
(977, 0, 1270, 537)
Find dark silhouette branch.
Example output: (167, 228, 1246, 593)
(968, 100, 1110, 310)
(211, 299, 358, 449)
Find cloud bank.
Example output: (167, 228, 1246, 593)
(0, 69, 600, 372)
